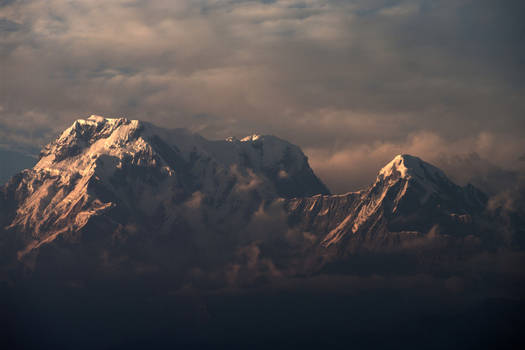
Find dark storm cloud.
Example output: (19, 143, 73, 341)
(1, 0, 524, 192)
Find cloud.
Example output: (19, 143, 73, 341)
(1, 0, 524, 193)
(231, 165, 264, 193)
(307, 130, 525, 193)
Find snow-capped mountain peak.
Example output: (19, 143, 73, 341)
(36, 116, 144, 175)
(311, 154, 486, 247)
(33, 116, 329, 196)
(241, 134, 262, 142)
(2, 115, 330, 260)
(371, 154, 466, 215)
(378, 154, 447, 182)
(0, 118, 492, 275)
(373, 154, 461, 212)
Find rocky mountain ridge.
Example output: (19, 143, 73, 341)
(0, 116, 507, 281)
(286, 154, 487, 255)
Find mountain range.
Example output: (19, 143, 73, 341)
(0, 115, 519, 284)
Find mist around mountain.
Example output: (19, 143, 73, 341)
(0, 148, 37, 185)
(1, 116, 524, 349)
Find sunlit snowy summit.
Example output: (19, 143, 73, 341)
(0, 115, 489, 272)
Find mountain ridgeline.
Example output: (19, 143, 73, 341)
(0, 115, 515, 284)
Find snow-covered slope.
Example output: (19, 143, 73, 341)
(1, 115, 328, 262)
(286, 154, 487, 250)
(0, 116, 493, 275)
(36, 115, 328, 198)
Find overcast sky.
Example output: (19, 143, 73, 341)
(1, 0, 524, 193)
